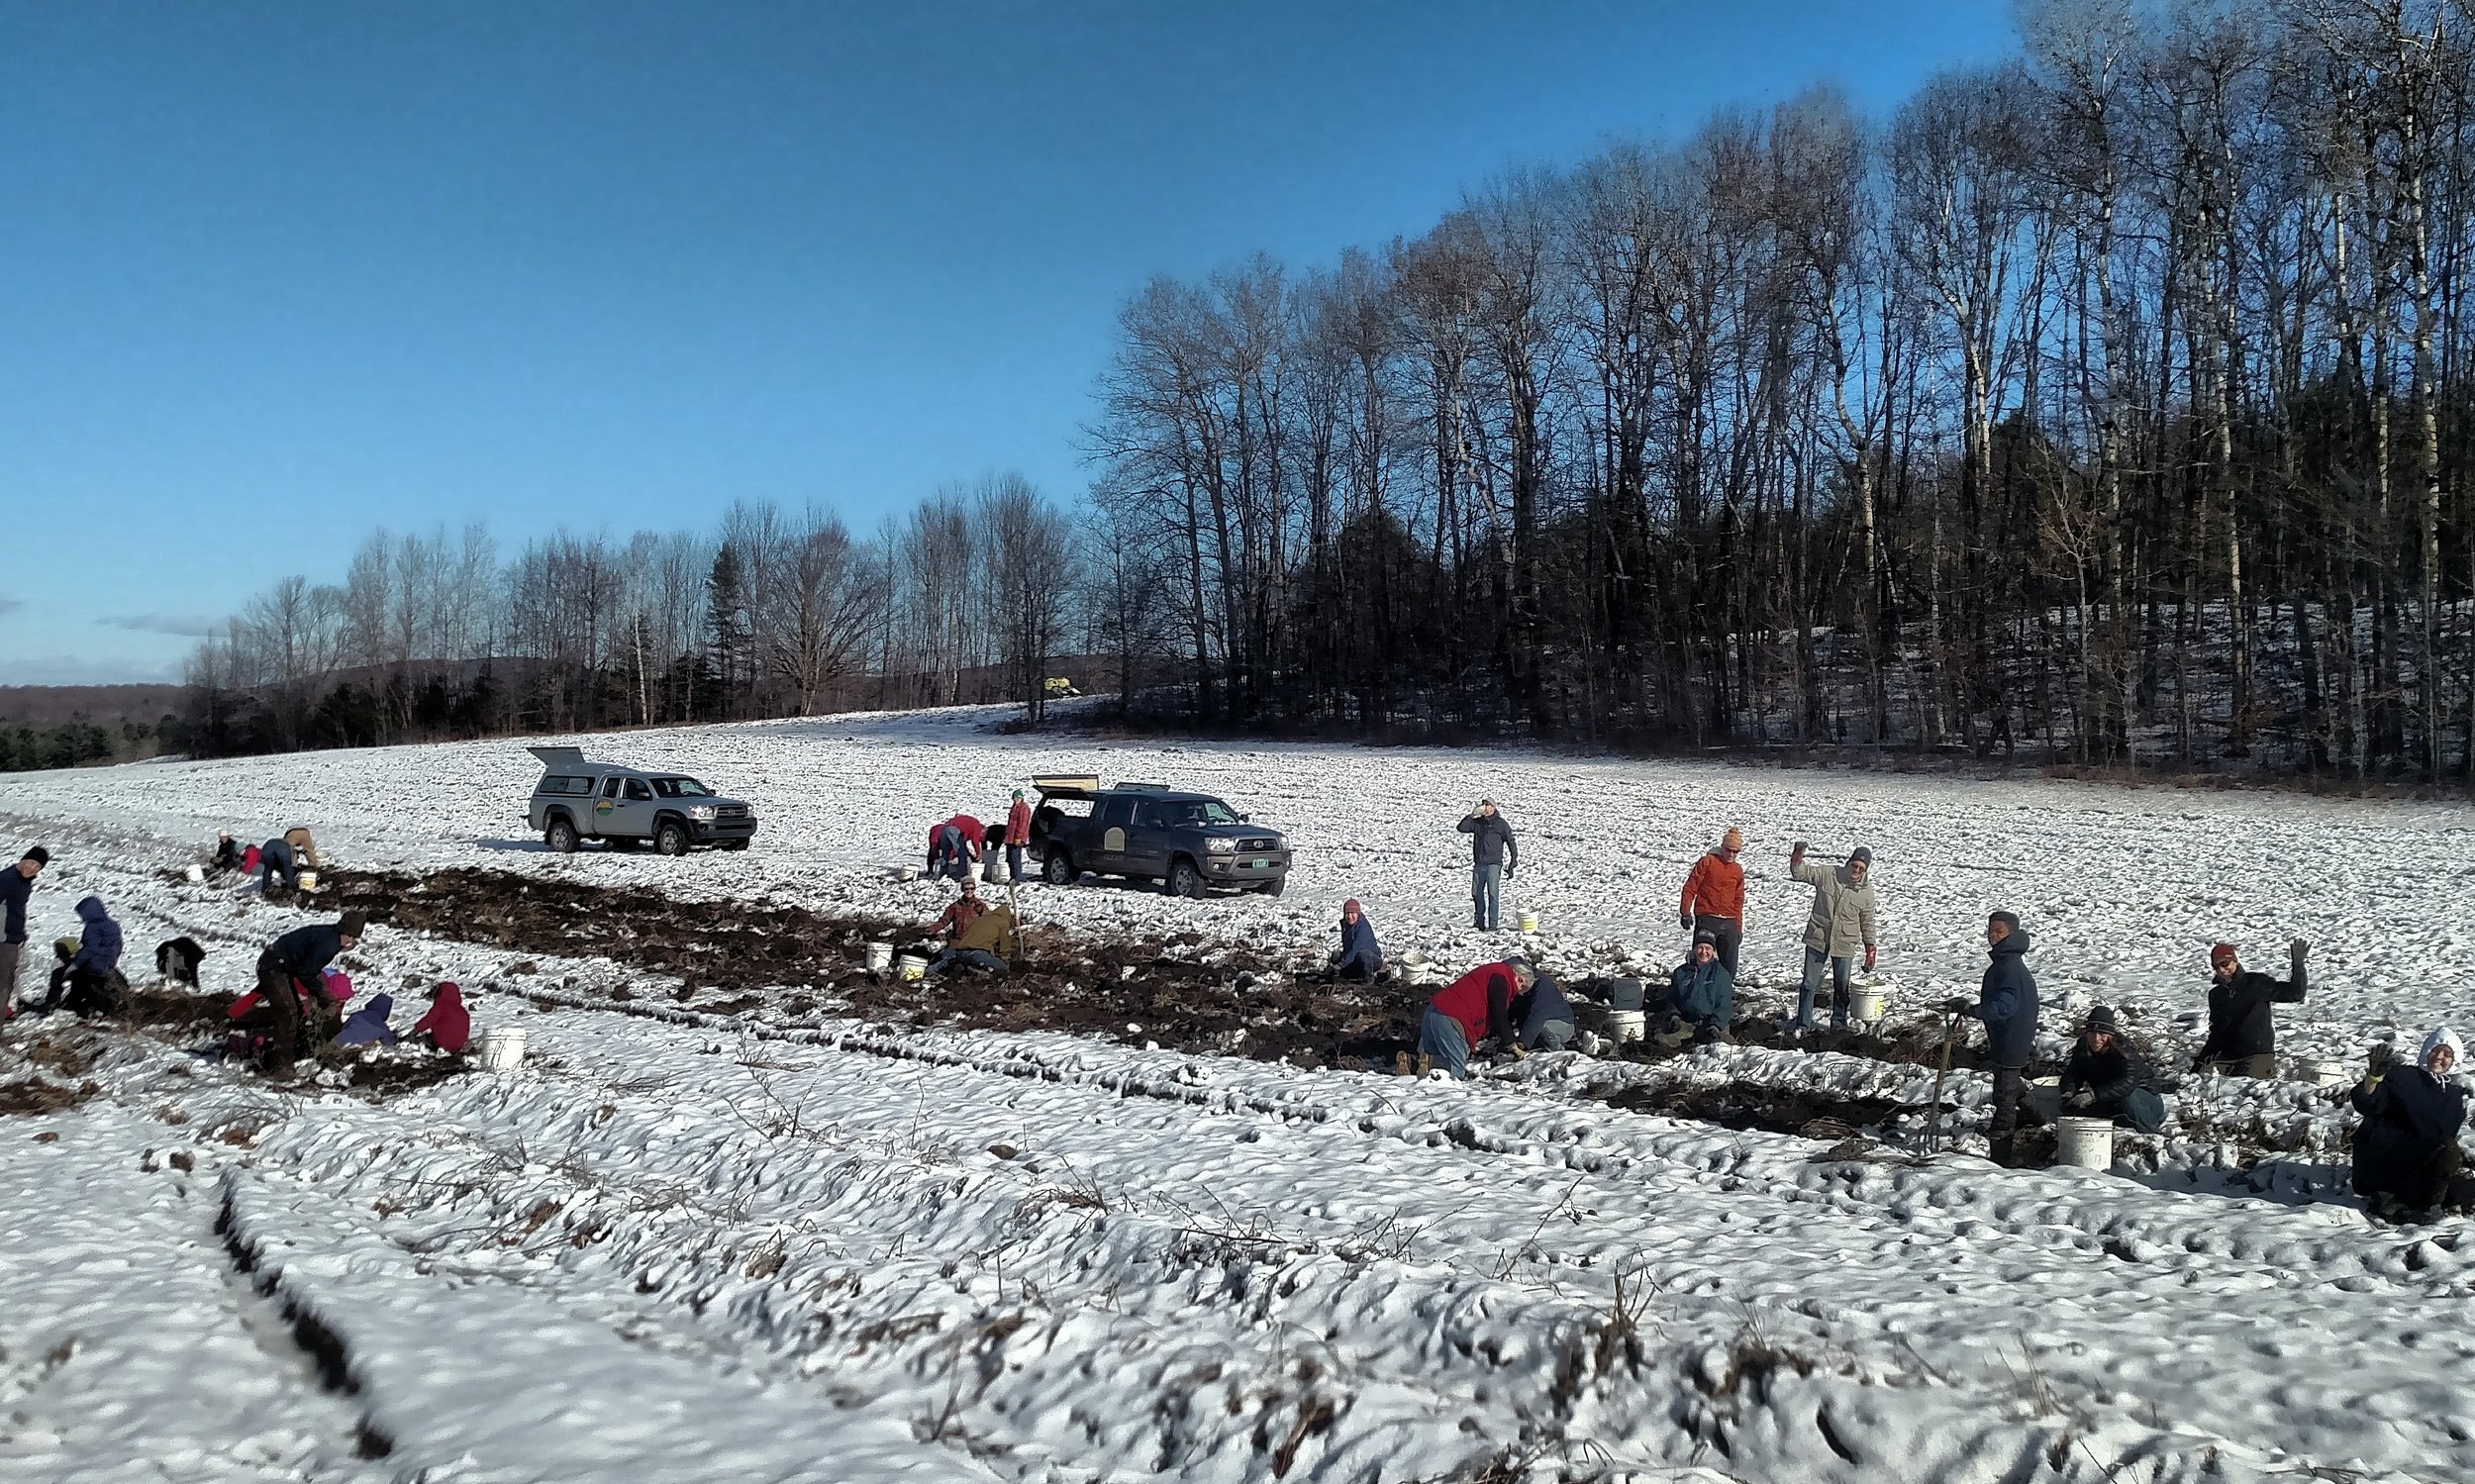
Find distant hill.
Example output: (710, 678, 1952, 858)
(0, 684, 190, 730)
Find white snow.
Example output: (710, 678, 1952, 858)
(4, 706, 2473, 1481)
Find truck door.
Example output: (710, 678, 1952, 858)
(615, 776, 657, 839)
(1128, 800, 1173, 877)
(592, 775, 625, 839)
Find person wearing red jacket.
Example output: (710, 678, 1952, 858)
(1678, 828, 1746, 973)
(1003, 789, 1033, 883)
(927, 814, 987, 881)
(1410, 957, 1533, 1079)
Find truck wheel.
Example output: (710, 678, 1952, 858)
(545, 818, 578, 854)
(1259, 876, 1285, 898)
(723, 839, 749, 851)
(1167, 856, 1203, 899)
(654, 821, 689, 856)
(1043, 850, 1075, 886)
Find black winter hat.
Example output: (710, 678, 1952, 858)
(1988, 910, 2021, 932)
(1692, 929, 1718, 946)
(22, 845, 49, 866)
(2084, 1005, 2120, 1034)
(1848, 845, 1873, 864)
(339, 910, 368, 939)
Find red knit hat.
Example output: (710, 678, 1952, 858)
(2210, 942, 2238, 965)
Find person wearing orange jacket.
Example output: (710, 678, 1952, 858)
(1003, 789, 1034, 883)
(1678, 828, 1746, 973)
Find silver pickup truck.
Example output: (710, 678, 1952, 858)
(525, 745, 758, 855)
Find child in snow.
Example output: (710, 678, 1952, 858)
(2060, 1006, 2164, 1134)
(413, 982, 470, 1052)
(2351, 1028, 2469, 1221)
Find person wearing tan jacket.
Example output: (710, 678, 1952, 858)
(283, 828, 321, 871)
(1788, 841, 1877, 1033)
(1678, 829, 1747, 972)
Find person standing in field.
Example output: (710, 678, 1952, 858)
(0, 846, 47, 1019)
(1945, 910, 2039, 1167)
(1678, 828, 1746, 973)
(1004, 788, 1033, 883)
(2191, 940, 2308, 1078)
(1788, 841, 1877, 1032)
(1457, 799, 1518, 933)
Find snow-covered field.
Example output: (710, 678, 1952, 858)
(5, 707, 2475, 1482)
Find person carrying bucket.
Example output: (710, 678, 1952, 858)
(2059, 1006, 2164, 1134)
(1678, 829, 1746, 974)
(2350, 1028, 2468, 1221)
(1456, 800, 1518, 933)
(1942, 910, 2039, 1167)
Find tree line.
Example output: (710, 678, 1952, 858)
(1087, 0, 2475, 778)
(180, 475, 1079, 756)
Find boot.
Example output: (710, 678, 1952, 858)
(1989, 1135, 2019, 1169)
(1394, 1050, 1414, 1077)
(1416, 1052, 1433, 1078)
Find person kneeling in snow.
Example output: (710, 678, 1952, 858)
(931, 905, 1016, 976)
(2351, 1028, 2469, 1221)
(1324, 899, 1384, 983)
(1510, 965, 1576, 1055)
(2060, 1006, 2164, 1135)
(1658, 930, 1735, 1048)
(1410, 958, 1529, 1079)
(32, 897, 126, 1018)
(413, 982, 471, 1052)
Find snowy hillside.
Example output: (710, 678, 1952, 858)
(4, 708, 2474, 1482)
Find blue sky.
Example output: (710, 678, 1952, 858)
(0, 0, 2015, 683)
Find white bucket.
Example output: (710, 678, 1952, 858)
(864, 941, 894, 973)
(185, 863, 205, 883)
(896, 952, 929, 982)
(896, 865, 918, 883)
(476, 1027, 528, 1073)
(296, 869, 320, 894)
(2054, 1115, 2115, 1170)
(2307, 1058, 2353, 1089)
(1850, 987, 1886, 1024)
(1606, 1009, 1645, 1044)
(1518, 911, 1539, 934)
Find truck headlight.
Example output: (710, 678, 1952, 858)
(1205, 838, 1236, 853)
(688, 806, 717, 822)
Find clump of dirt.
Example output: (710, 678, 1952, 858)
(122, 985, 236, 1040)
(326, 866, 1417, 1070)
(0, 1076, 98, 1116)
(1605, 1080, 1934, 1141)
(345, 1054, 472, 1102)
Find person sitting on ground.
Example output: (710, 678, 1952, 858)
(253, 912, 366, 1076)
(2192, 940, 2308, 1079)
(1410, 957, 1530, 1080)
(155, 936, 207, 987)
(1511, 964, 1577, 1055)
(259, 837, 300, 894)
(2352, 1028, 2469, 1222)
(212, 832, 245, 874)
(1788, 841, 1878, 1033)
(34, 896, 126, 1018)
(413, 982, 471, 1053)
(931, 905, 1016, 976)
(1942, 910, 2039, 1167)
(933, 877, 989, 940)
(2060, 1005, 2164, 1134)
(1659, 929, 1736, 1047)
(336, 993, 397, 1048)
(1326, 898, 1384, 983)
(1678, 829, 1747, 974)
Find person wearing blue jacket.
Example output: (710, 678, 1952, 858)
(1, 845, 47, 1018)
(1659, 930, 1736, 1047)
(258, 838, 299, 894)
(253, 912, 366, 1075)
(1944, 910, 2039, 1166)
(1512, 968, 1576, 1053)
(1328, 899, 1384, 982)
(40, 896, 124, 1017)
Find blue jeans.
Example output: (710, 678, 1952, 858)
(1006, 843, 1025, 881)
(931, 947, 1008, 976)
(260, 842, 297, 892)
(1797, 946, 1851, 1028)
(1418, 1007, 1472, 1078)
(1525, 1018, 1575, 1053)
(1471, 863, 1503, 930)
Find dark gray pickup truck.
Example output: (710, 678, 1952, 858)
(1029, 776, 1291, 898)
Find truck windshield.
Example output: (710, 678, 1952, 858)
(1161, 799, 1241, 828)
(650, 777, 712, 798)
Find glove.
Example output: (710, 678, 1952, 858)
(1863, 945, 1878, 972)
(1941, 997, 1972, 1016)
(2065, 1089, 2094, 1110)
(2369, 1042, 2395, 1076)
(1680, 912, 1694, 930)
